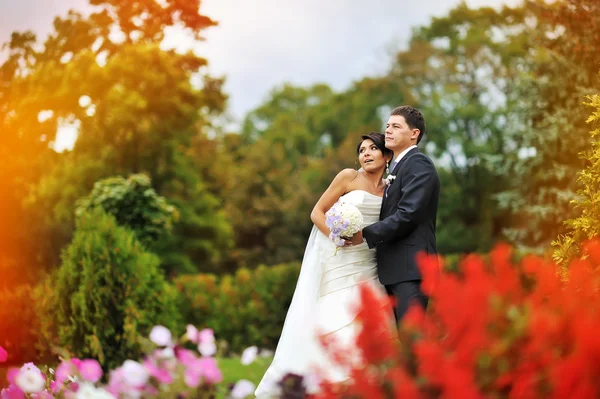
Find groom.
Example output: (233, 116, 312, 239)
(351, 105, 440, 322)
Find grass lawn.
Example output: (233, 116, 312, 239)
(217, 356, 272, 398)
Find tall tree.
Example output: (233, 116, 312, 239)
(240, 83, 336, 161)
(0, 0, 230, 279)
(387, 3, 531, 253)
(499, 0, 600, 253)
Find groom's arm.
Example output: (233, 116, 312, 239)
(362, 155, 437, 248)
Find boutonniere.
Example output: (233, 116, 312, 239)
(383, 175, 396, 186)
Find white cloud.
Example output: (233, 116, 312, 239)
(197, 0, 519, 120)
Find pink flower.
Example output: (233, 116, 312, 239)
(198, 328, 214, 343)
(186, 325, 199, 343)
(6, 368, 19, 384)
(143, 359, 173, 384)
(32, 391, 53, 399)
(176, 348, 198, 368)
(0, 346, 7, 363)
(49, 381, 61, 394)
(68, 382, 79, 393)
(1, 384, 25, 399)
(183, 367, 202, 388)
(78, 359, 103, 383)
(196, 357, 222, 384)
(183, 357, 222, 387)
(106, 368, 126, 397)
(55, 360, 76, 386)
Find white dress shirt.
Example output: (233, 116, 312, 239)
(391, 145, 417, 170)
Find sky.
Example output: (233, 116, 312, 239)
(0, 0, 518, 150)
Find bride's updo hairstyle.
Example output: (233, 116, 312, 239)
(356, 131, 393, 158)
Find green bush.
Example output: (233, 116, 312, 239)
(75, 174, 178, 247)
(175, 262, 300, 352)
(50, 208, 182, 370)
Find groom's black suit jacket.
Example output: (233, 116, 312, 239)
(363, 147, 440, 285)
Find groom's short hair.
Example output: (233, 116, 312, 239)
(391, 105, 426, 144)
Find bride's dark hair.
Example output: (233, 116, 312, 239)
(356, 131, 393, 157)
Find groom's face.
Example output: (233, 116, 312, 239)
(385, 115, 419, 153)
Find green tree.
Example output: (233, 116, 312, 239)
(386, 3, 531, 253)
(241, 83, 336, 161)
(499, 0, 600, 252)
(218, 138, 311, 270)
(1, 0, 231, 275)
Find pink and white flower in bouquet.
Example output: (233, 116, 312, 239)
(325, 201, 363, 248)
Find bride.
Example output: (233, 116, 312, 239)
(254, 132, 393, 398)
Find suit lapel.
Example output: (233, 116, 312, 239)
(381, 147, 419, 211)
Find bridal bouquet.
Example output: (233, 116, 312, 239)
(325, 201, 363, 248)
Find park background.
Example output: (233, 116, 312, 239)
(1, 0, 599, 397)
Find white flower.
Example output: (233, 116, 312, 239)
(149, 325, 172, 346)
(15, 368, 45, 393)
(198, 340, 217, 357)
(75, 382, 116, 399)
(157, 347, 175, 359)
(95, 389, 117, 399)
(383, 175, 396, 186)
(325, 201, 364, 249)
(198, 328, 217, 356)
(121, 360, 149, 387)
(230, 379, 256, 398)
(241, 346, 258, 365)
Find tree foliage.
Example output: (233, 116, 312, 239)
(499, 0, 600, 252)
(1, 0, 231, 276)
(553, 94, 600, 267)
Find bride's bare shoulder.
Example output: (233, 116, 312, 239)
(335, 168, 359, 182)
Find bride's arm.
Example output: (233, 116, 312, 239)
(310, 169, 357, 238)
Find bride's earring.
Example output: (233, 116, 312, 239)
(385, 161, 390, 175)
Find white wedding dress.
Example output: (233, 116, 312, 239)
(254, 190, 386, 398)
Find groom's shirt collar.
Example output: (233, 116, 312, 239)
(392, 145, 417, 166)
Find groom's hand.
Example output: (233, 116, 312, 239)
(344, 231, 364, 246)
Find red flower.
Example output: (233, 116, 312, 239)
(314, 240, 600, 399)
